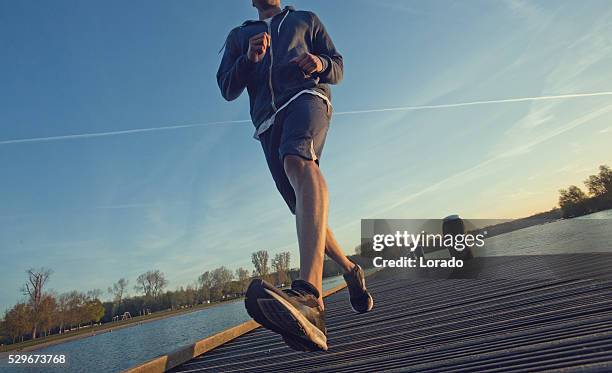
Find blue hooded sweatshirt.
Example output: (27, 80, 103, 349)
(216, 6, 343, 132)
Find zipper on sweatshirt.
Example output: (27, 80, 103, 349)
(267, 20, 277, 112)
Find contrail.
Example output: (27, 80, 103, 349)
(333, 91, 612, 115)
(0, 119, 251, 145)
(2, 91, 612, 145)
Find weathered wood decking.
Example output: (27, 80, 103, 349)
(130, 254, 612, 372)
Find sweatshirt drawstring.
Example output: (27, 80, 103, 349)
(278, 11, 290, 34)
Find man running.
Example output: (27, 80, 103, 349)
(217, 0, 373, 351)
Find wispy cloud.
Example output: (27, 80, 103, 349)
(600, 126, 612, 134)
(2, 91, 611, 146)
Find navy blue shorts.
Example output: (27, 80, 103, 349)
(259, 94, 331, 214)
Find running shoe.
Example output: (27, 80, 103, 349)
(343, 262, 374, 313)
(245, 279, 328, 351)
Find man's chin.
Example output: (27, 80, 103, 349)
(253, 0, 277, 10)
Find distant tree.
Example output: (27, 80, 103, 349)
(211, 266, 234, 300)
(168, 288, 181, 309)
(87, 289, 103, 300)
(236, 267, 250, 282)
(212, 266, 234, 286)
(184, 285, 198, 306)
(559, 185, 588, 204)
(135, 270, 168, 298)
(84, 299, 105, 326)
(108, 278, 129, 305)
(226, 280, 244, 295)
(64, 290, 87, 329)
(272, 252, 291, 285)
(585, 165, 612, 198)
(56, 293, 71, 333)
(3, 303, 32, 343)
(251, 250, 270, 278)
(21, 268, 52, 339)
(37, 294, 57, 337)
(559, 185, 589, 218)
(197, 271, 214, 302)
(235, 267, 250, 292)
(168, 285, 198, 309)
(0, 317, 7, 344)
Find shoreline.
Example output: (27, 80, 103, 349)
(0, 298, 242, 357)
(0, 275, 348, 357)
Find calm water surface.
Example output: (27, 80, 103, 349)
(482, 209, 612, 256)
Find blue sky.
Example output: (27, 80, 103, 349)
(1, 0, 612, 310)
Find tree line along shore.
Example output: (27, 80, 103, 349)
(0, 249, 369, 352)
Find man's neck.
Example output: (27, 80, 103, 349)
(258, 6, 282, 20)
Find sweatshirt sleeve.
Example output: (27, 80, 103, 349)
(311, 14, 344, 85)
(216, 28, 254, 101)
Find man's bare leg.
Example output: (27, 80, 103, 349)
(284, 155, 328, 308)
(325, 227, 355, 273)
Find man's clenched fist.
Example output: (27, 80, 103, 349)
(290, 53, 324, 75)
(247, 32, 270, 63)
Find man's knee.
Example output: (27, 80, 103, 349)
(283, 154, 316, 183)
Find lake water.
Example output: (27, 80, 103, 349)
(1, 211, 610, 372)
(482, 209, 612, 256)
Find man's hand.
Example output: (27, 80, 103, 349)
(247, 32, 270, 63)
(290, 53, 324, 75)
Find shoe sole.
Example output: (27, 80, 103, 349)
(245, 279, 328, 351)
(260, 288, 328, 351)
(245, 280, 286, 335)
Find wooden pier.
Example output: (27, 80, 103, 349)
(126, 254, 612, 372)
